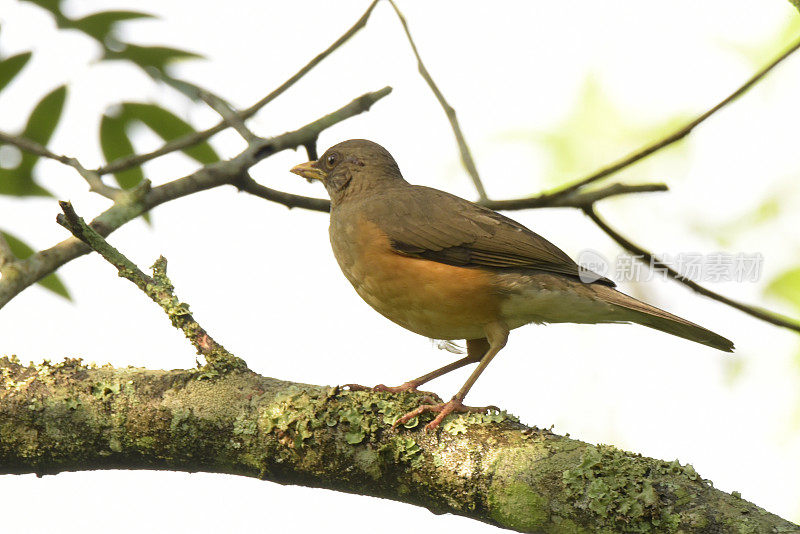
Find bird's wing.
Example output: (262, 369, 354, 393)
(368, 185, 615, 286)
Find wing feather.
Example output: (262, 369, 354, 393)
(367, 185, 614, 286)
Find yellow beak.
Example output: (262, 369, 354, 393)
(290, 161, 327, 182)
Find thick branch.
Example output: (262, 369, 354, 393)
(0, 357, 796, 533)
(584, 206, 800, 334)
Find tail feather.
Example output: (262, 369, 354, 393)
(594, 285, 734, 352)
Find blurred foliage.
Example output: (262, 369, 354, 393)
(100, 103, 219, 189)
(0, 85, 66, 197)
(724, 16, 800, 69)
(694, 191, 786, 249)
(766, 268, 800, 314)
(501, 76, 690, 188)
(0, 231, 70, 299)
(1, 2, 214, 298)
(0, 50, 32, 93)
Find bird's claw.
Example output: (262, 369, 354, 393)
(392, 398, 501, 431)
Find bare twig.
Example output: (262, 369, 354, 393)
(483, 182, 668, 211)
(96, 0, 381, 176)
(56, 201, 246, 371)
(238, 173, 330, 212)
(63, 158, 120, 200)
(238, 180, 667, 214)
(551, 36, 800, 200)
(0, 232, 16, 267)
(0, 131, 120, 200)
(0, 87, 392, 310)
(0, 131, 71, 164)
(198, 90, 259, 143)
(583, 206, 800, 334)
(386, 0, 487, 201)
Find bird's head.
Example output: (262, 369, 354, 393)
(290, 139, 405, 205)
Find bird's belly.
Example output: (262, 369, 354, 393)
(330, 217, 500, 340)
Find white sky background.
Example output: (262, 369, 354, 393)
(1, 0, 799, 531)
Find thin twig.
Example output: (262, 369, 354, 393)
(386, 0, 487, 201)
(551, 36, 800, 200)
(483, 182, 668, 211)
(95, 0, 381, 176)
(0, 131, 121, 200)
(56, 201, 247, 371)
(237, 173, 330, 212)
(156, 74, 260, 144)
(583, 206, 800, 334)
(0, 232, 16, 267)
(237, 180, 667, 214)
(198, 90, 258, 143)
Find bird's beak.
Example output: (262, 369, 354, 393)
(290, 161, 327, 182)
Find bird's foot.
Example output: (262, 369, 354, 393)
(393, 398, 501, 431)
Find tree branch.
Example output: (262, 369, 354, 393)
(549, 36, 800, 200)
(583, 206, 800, 334)
(386, 0, 488, 201)
(94, 0, 381, 176)
(0, 357, 796, 533)
(0, 232, 16, 267)
(483, 182, 668, 211)
(0, 131, 121, 199)
(0, 87, 392, 310)
(55, 201, 246, 371)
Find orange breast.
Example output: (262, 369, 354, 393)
(330, 215, 501, 340)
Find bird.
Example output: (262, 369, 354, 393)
(290, 139, 733, 430)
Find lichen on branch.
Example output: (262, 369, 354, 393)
(0, 356, 796, 533)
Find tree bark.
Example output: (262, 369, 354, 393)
(1, 356, 796, 533)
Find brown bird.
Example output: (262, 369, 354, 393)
(291, 139, 733, 430)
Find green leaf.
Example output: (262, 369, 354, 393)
(22, 84, 67, 146)
(122, 102, 219, 164)
(0, 168, 51, 196)
(99, 113, 145, 189)
(103, 44, 202, 76)
(0, 86, 65, 197)
(765, 267, 800, 314)
(1, 230, 70, 300)
(70, 11, 154, 42)
(0, 51, 32, 93)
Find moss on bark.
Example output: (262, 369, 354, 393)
(1, 356, 797, 533)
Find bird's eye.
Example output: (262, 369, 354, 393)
(326, 154, 338, 167)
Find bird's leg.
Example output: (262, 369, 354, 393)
(393, 322, 509, 431)
(343, 338, 488, 395)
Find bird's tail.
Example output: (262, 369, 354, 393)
(595, 285, 734, 352)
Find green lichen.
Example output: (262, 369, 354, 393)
(442, 410, 518, 435)
(233, 414, 257, 436)
(91, 381, 120, 400)
(391, 436, 422, 465)
(563, 445, 691, 533)
(489, 481, 549, 532)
